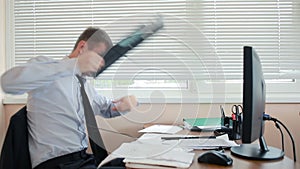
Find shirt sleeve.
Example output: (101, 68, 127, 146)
(93, 95, 123, 118)
(85, 82, 126, 118)
(1, 56, 80, 95)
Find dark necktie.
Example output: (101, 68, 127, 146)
(76, 75, 108, 165)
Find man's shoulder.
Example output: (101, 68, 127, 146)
(27, 56, 57, 63)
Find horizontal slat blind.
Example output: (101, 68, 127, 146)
(195, 0, 300, 80)
(11, 0, 300, 80)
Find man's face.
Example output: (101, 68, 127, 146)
(85, 42, 108, 77)
(87, 42, 108, 57)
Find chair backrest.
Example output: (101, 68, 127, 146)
(0, 106, 125, 169)
(0, 106, 32, 169)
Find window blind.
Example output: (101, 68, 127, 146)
(196, 0, 300, 80)
(9, 0, 300, 81)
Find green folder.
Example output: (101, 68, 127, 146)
(183, 117, 221, 131)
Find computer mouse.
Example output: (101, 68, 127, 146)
(197, 150, 233, 166)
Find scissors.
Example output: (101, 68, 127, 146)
(231, 105, 243, 116)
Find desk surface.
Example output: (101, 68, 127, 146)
(190, 150, 299, 169)
(125, 124, 299, 169)
(185, 130, 299, 169)
(126, 149, 299, 169)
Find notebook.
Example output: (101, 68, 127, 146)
(183, 117, 221, 131)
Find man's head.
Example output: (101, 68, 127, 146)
(72, 27, 113, 57)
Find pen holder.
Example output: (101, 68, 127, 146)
(221, 116, 231, 128)
(216, 115, 242, 140)
(230, 114, 242, 140)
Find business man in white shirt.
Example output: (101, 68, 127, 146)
(1, 27, 138, 169)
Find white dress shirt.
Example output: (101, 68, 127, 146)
(1, 56, 122, 168)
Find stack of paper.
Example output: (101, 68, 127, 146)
(106, 142, 195, 168)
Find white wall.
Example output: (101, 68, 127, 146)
(0, 0, 6, 148)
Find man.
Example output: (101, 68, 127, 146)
(1, 27, 138, 169)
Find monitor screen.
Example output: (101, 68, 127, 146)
(242, 46, 266, 143)
(230, 46, 284, 160)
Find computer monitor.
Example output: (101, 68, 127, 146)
(230, 46, 284, 160)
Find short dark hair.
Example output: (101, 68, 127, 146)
(73, 27, 113, 53)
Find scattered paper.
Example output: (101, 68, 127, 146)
(138, 125, 183, 134)
(98, 132, 239, 168)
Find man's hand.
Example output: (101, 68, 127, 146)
(112, 95, 139, 112)
(77, 50, 105, 76)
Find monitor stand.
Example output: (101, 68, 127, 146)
(231, 136, 284, 160)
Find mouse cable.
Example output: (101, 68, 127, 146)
(263, 114, 296, 162)
(265, 118, 285, 153)
(274, 120, 285, 152)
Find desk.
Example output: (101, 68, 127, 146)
(126, 151, 299, 169)
(187, 150, 299, 169)
(109, 125, 299, 169)
(179, 129, 299, 169)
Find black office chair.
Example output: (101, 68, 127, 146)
(0, 106, 32, 169)
(0, 106, 125, 169)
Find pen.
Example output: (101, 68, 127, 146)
(161, 136, 216, 140)
(220, 105, 226, 126)
(220, 105, 225, 118)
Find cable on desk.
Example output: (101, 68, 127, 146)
(263, 114, 296, 162)
(274, 121, 285, 152)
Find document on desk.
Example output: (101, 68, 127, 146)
(107, 142, 194, 168)
(163, 134, 239, 150)
(137, 133, 239, 150)
(138, 124, 183, 134)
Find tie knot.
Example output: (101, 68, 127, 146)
(76, 75, 86, 86)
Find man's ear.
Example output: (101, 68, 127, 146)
(77, 40, 86, 54)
